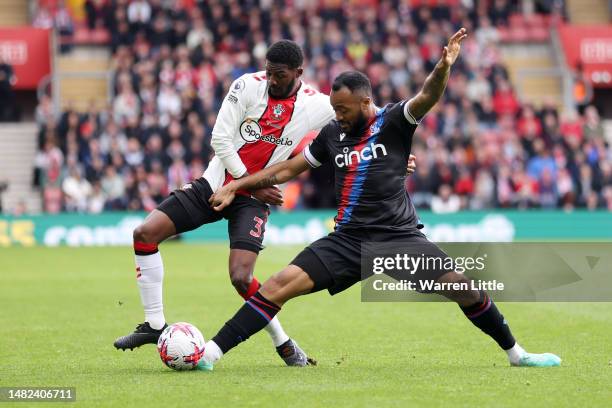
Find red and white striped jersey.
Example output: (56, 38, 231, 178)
(203, 71, 335, 192)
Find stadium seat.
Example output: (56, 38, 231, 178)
(524, 13, 545, 28)
(509, 27, 529, 42)
(498, 27, 511, 43)
(90, 28, 111, 44)
(73, 27, 90, 43)
(529, 26, 550, 42)
(508, 13, 527, 28)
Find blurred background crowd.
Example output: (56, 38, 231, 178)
(31, 0, 612, 214)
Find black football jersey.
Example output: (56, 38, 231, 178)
(303, 101, 420, 232)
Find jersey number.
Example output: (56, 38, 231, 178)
(250, 216, 264, 238)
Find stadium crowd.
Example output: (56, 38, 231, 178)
(33, 0, 612, 214)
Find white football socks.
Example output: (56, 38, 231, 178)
(203, 340, 223, 364)
(135, 252, 166, 330)
(264, 316, 290, 347)
(506, 342, 526, 365)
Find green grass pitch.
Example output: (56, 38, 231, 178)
(1, 243, 611, 407)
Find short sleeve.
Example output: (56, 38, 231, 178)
(384, 101, 419, 134)
(403, 99, 421, 125)
(302, 125, 331, 168)
(308, 93, 336, 130)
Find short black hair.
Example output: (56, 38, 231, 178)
(266, 40, 304, 69)
(332, 71, 372, 96)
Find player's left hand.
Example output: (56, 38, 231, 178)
(441, 28, 467, 67)
(251, 185, 284, 205)
(209, 184, 237, 211)
(407, 154, 416, 175)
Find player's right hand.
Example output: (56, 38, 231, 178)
(251, 186, 284, 206)
(407, 154, 416, 175)
(441, 27, 467, 68)
(209, 184, 237, 211)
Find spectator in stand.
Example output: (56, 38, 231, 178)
(127, 0, 152, 33)
(577, 163, 597, 207)
(560, 109, 583, 145)
(157, 84, 181, 126)
(518, 105, 542, 140)
(111, 19, 134, 53)
(62, 164, 92, 212)
(0, 180, 8, 214)
(167, 158, 189, 192)
(471, 170, 496, 209)
(527, 139, 556, 181)
(513, 167, 540, 209)
(475, 17, 500, 46)
(32, 5, 54, 29)
(113, 82, 140, 126)
(101, 165, 126, 209)
(84, 0, 109, 30)
(35, 94, 57, 125)
(583, 105, 605, 142)
(36, 137, 64, 213)
(603, 186, 612, 210)
(454, 167, 475, 207)
(431, 184, 461, 214)
(0, 56, 17, 121)
(466, 69, 491, 102)
(492, 79, 520, 117)
(572, 63, 593, 114)
(88, 180, 106, 213)
(55, 1, 74, 52)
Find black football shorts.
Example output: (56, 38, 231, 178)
(157, 177, 270, 253)
(290, 227, 451, 295)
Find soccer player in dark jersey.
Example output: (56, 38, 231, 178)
(196, 28, 561, 370)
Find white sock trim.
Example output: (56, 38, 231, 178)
(204, 340, 223, 364)
(506, 343, 526, 364)
(264, 316, 290, 347)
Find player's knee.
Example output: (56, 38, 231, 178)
(133, 224, 155, 244)
(436, 271, 480, 305)
(260, 271, 290, 302)
(229, 272, 251, 294)
(229, 259, 254, 294)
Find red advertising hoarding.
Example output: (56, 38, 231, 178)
(558, 24, 612, 88)
(0, 27, 51, 90)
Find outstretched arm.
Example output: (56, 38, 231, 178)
(209, 154, 311, 211)
(408, 28, 467, 120)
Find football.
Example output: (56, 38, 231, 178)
(157, 322, 206, 371)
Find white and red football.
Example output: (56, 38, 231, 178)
(157, 322, 206, 371)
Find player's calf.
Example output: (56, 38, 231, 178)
(200, 265, 316, 367)
(228, 249, 295, 359)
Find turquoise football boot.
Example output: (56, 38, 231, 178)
(511, 353, 561, 367)
(195, 358, 214, 372)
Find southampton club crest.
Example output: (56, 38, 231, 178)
(272, 104, 285, 120)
